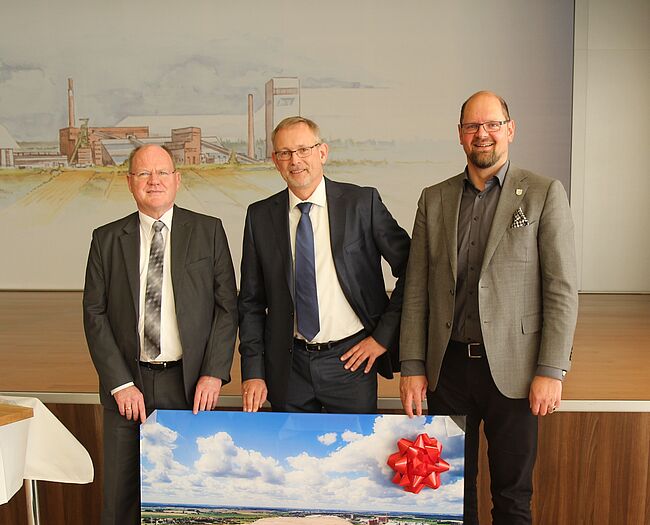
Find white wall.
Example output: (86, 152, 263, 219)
(573, 0, 650, 292)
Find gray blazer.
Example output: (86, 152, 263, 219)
(83, 205, 238, 409)
(400, 166, 578, 398)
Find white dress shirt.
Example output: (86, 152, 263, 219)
(110, 207, 183, 395)
(288, 177, 364, 343)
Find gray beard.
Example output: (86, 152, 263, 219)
(469, 150, 499, 169)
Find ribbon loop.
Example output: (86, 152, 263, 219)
(387, 433, 450, 494)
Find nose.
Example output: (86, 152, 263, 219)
(475, 124, 489, 138)
(147, 171, 162, 183)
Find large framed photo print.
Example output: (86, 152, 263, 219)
(141, 411, 465, 524)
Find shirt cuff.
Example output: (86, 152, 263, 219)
(110, 381, 134, 396)
(535, 366, 566, 381)
(400, 359, 426, 376)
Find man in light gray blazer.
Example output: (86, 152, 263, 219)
(399, 91, 578, 525)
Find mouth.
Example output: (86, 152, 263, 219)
(289, 168, 306, 175)
(473, 142, 494, 149)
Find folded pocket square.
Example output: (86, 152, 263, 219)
(511, 207, 529, 228)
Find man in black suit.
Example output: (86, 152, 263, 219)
(83, 144, 238, 524)
(238, 116, 410, 413)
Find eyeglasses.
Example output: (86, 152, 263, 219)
(460, 120, 510, 134)
(129, 169, 175, 179)
(274, 143, 321, 161)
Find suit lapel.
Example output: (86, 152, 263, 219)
(441, 174, 465, 279)
(171, 206, 191, 314)
(325, 178, 345, 270)
(119, 213, 140, 315)
(480, 167, 528, 276)
(269, 190, 293, 299)
(325, 178, 355, 304)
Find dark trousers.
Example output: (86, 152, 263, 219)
(102, 363, 189, 525)
(427, 342, 538, 525)
(272, 330, 377, 413)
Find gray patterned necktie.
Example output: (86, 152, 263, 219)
(143, 220, 165, 360)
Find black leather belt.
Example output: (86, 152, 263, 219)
(139, 360, 182, 370)
(449, 340, 485, 359)
(294, 330, 365, 352)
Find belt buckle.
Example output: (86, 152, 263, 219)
(305, 341, 331, 352)
(467, 343, 482, 359)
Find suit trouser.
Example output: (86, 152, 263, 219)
(102, 364, 189, 525)
(273, 330, 377, 413)
(427, 342, 538, 525)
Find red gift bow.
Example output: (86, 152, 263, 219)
(387, 433, 450, 494)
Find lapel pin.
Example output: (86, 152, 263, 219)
(516, 188, 523, 196)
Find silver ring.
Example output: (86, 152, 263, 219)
(126, 406, 132, 411)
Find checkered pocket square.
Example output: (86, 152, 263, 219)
(511, 207, 529, 228)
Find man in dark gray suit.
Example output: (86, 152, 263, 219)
(399, 92, 578, 524)
(83, 144, 238, 524)
(238, 116, 410, 413)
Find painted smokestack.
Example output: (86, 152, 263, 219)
(67, 78, 75, 128)
(247, 93, 255, 159)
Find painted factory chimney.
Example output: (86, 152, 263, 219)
(67, 78, 75, 128)
(247, 93, 255, 159)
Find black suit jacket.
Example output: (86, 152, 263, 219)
(83, 205, 238, 409)
(238, 177, 410, 407)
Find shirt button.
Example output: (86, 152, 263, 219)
(470, 241, 475, 246)
(446, 321, 452, 328)
(473, 216, 478, 221)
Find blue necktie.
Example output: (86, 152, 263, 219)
(295, 202, 320, 341)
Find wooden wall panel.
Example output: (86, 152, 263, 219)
(0, 403, 103, 525)
(478, 413, 649, 525)
(2, 292, 649, 400)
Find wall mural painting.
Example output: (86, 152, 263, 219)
(0, 0, 574, 289)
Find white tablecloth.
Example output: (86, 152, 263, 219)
(0, 395, 94, 504)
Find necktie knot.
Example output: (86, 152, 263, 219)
(153, 220, 165, 233)
(297, 202, 313, 215)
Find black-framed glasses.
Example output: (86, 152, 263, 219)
(460, 120, 510, 134)
(274, 143, 321, 161)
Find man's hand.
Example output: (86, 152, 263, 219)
(114, 386, 146, 424)
(192, 375, 223, 414)
(241, 378, 268, 413)
(529, 375, 562, 416)
(400, 375, 428, 418)
(340, 336, 387, 373)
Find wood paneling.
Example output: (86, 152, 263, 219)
(0, 403, 103, 525)
(1, 293, 648, 523)
(1, 292, 649, 400)
(477, 412, 650, 525)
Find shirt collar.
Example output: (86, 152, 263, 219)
(138, 206, 174, 237)
(288, 176, 327, 210)
(464, 160, 510, 190)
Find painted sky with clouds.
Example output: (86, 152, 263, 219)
(141, 412, 464, 515)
